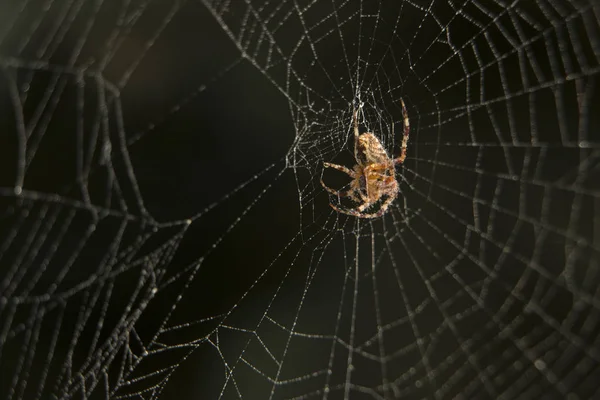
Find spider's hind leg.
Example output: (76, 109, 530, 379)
(353, 196, 394, 219)
(328, 202, 369, 219)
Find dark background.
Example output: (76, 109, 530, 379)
(0, 1, 599, 399)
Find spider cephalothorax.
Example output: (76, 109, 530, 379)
(321, 99, 409, 218)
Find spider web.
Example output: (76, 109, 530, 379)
(0, 0, 599, 399)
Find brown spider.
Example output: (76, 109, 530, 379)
(321, 99, 409, 218)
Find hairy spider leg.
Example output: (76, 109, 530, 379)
(329, 173, 396, 218)
(363, 162, 394, 176)
(321, 181, 361, 202)
(321, 162, 367, 204)
(323, 162, 355, 177)
(328, 193, 394, 219)
(356, 197, 378, 212)
(350, 169, 370, 203)
(394, 98, 409, 165)
(353, 106, 360, 163)
(326, 187, 378, 217)
(329, 162, 398, 218)
(328, 202, 374, 219)
(321, 162, 356, 197)
(363, 194, 397, 218)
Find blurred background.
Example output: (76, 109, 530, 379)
(0, 1, 599, 399)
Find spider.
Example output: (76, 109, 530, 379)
(320, 99, 409, 218)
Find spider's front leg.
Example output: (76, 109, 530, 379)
(320, 162, 356, 198)
(363, 162, 390, 175)
(394, 98, 409, 165)
(353, 106, 361, 163)
(323, 162, 356, 177)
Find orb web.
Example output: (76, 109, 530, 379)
(0, 1, 599, 399)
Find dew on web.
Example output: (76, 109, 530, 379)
(0, 1, 599, 399)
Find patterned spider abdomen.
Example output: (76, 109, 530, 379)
(356, 133, 391, 166)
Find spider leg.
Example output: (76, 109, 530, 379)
(323, 162, 356, 177)
(356, 188, 369, 203)
(327, 190, 377, 218)
(322, 180, 364, 204)
(364, 163, 391, 175)
(320, 181, 355, 198)
(353, 106, 360, 162)
(356, 198, 376, 212)
(354, 193, 397, 219)
(362, 163, 389, 201)
(348, 177, 368, 203)
(321, 162, 358, 199)
(394, 98, 409, 165)
(349, 190, 364, 203)
(328, 202, 374, 219)
(353, 106, 360, 140)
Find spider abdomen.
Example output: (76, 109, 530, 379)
(356, 133, 391, 165)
